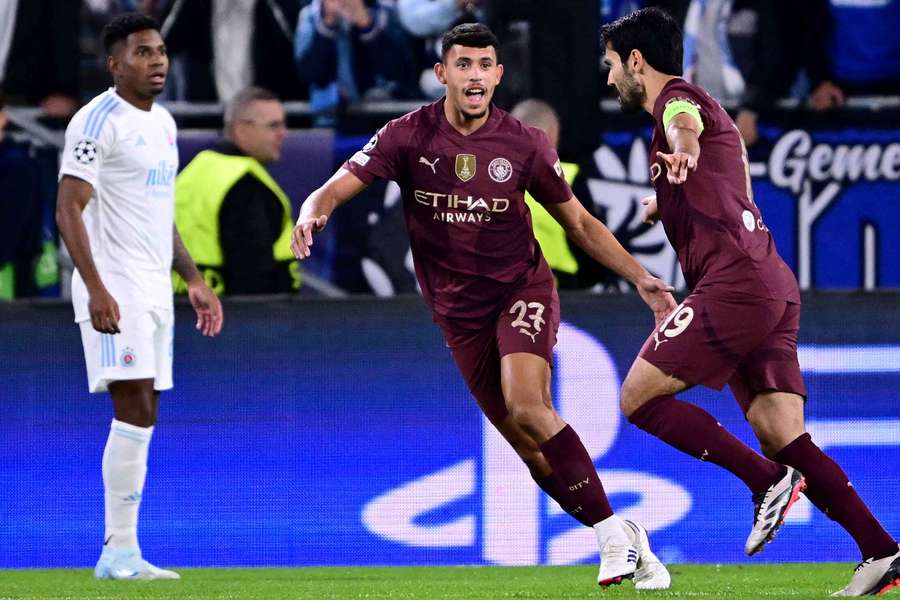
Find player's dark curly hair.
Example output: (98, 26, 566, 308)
(102, 13, 161, 54)
(441, 23, 500, 62)
(600, 7, 683, 76)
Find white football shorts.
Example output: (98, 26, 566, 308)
(78, 307, 174, 393)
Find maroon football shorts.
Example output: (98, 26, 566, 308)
(439, 269, 560, 425)
(638, 292, 807, 415)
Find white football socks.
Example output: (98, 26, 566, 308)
(593, 514, 632, 549)
(102, 418, 153, 549)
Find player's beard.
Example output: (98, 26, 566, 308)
(463, 108, 489, 121)
(615, 70, 646, 114)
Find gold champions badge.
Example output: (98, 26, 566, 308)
(455, 154, 476, 182)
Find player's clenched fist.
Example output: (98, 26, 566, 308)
(656, 151, 697, 185)
(291, 215, 328, 259)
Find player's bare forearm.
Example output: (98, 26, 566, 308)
(298, 168, 367, 221)
(172, 226, 203, 286)
(547, 198, 647, 284)
(665, 113, 701, 161)
(571, 217, 648, 284)
(659, 113, 701, 184)
(552, 199, 677, 322)
(56, 176, 106, 294)
(292, 168, 368, 259)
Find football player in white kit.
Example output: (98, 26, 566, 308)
(55, 13, 223, 580)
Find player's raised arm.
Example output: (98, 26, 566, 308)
(546, 198, 677, 325)
(291, 167, 368, 260)
(56, 175, 121, 334)
(658, 110, 701, 185)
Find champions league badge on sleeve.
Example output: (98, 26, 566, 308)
(73, 139, 98, 164)
(363, 132, 379, 153)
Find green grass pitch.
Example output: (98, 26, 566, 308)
(0, 564, 892, 599)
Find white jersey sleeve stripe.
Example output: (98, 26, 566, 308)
(87, 98, 120, 139)
(83, 95, 116, 137)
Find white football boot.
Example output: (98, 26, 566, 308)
(623, 519, 671, 590)
(95, 546, 180, 580)
(745, 466, 806, 556)
(597, 539, 638, 587)
(832, 546, 900, 597)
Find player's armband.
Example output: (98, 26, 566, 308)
(662, 98, 704, 134)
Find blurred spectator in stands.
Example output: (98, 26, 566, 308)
(511, 99, 582, 288)
(601, 0, 643, 23)
(174, 87, 299, 295)
(160, 0, 307, 103)
(828, 0, 900, 96)
(294, 0, 419, 126)
(0, 90, 9, 300)
(0, 0, 81, 119)
(652, 0, 845, 146)
(397, 0, 483, 36)
(396, 0, 484, 97)
(0, 87, 51, 300)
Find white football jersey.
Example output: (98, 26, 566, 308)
(59, 88, 179, 322)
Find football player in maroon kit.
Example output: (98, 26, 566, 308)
(603, 8, 898, 596)
(291, 23, 677, 590)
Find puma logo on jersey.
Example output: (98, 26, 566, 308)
(419, 156, 440, 173)
(519, 328, 538, 343)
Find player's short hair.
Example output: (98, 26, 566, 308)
(224, 87, 280, 130)
(600, 7, 683, 76)
(441, 23, 500, 62)
(102, 13, 162, 54)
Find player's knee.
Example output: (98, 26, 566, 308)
(619, 379, 646, 417)
(116, 406, 156, 428)
(507, 401, 554, 438)
(113, 396, 157, 428)
(749, 416, 794, 458)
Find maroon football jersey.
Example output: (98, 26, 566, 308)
(344, 99, 573, 322)
(650, 79, 800, 302)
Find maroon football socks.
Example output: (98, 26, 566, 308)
(776, 433, 897, 559)
(628, 395, 785, 494)
(538, 424, 613, 526)
(533, 471, 595, 526)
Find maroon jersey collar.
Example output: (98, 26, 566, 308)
(652, 77, 687, 117)
(435, 97, 503, 138)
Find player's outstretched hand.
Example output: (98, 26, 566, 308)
(636, 275, 677, 328)
(641, 195, 659, 225)
(657, 151, 697, 185)
(89, 287, 121, 334)
(291, 215, 328, 260)
(188, 281, 223, 337)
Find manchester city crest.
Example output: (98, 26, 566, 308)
(488, 157, 513, 183)
(455, 154, 476, 182)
